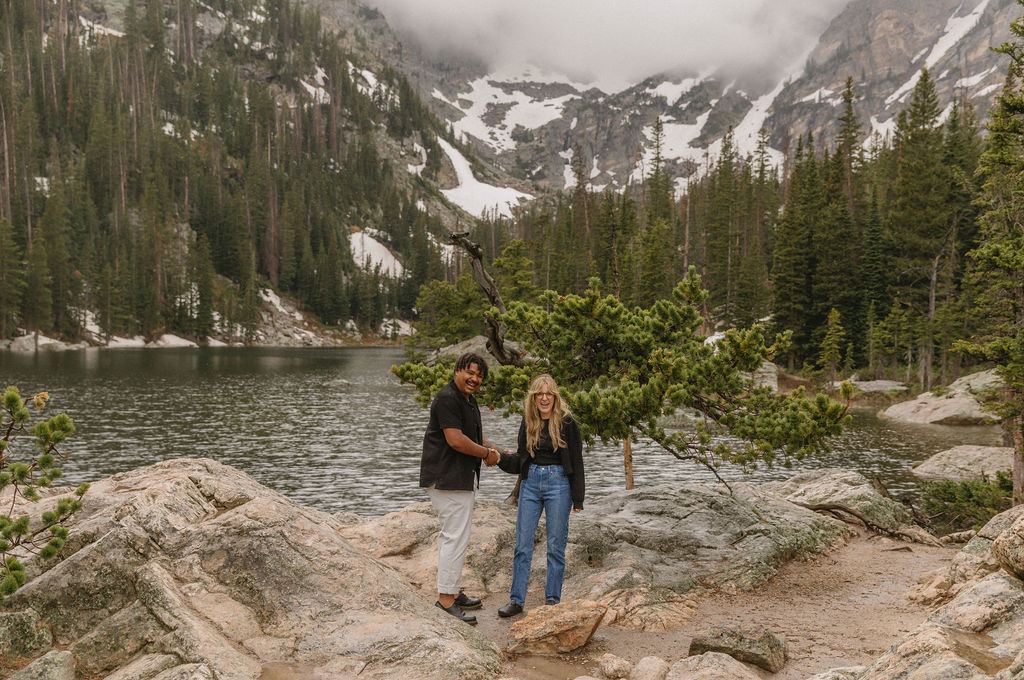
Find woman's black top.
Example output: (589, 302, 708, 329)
(497, 415, 585, 510)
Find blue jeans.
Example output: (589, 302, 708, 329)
(510, 464, 572, 605)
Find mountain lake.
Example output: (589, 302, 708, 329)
(0, 346, 1004, 516)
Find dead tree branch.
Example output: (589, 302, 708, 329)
(449, 231, 524, 367)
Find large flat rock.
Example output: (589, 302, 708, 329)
(342, 479, 857, 632)
(2, 459, 500, 680)
(913, 445, 1014, 482)
(880, 370, 1002, 425)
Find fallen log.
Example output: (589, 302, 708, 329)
(791, 501, 933, 544)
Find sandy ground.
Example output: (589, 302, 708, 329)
(474, 529, 956, 680)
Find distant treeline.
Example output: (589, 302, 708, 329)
(444, 72, 1014, 390)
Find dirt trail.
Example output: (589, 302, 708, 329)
(476, 530, 956, 679)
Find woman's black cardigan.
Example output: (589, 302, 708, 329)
(497, 415, 585, 510)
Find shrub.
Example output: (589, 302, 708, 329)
(0, 386, 88, 600)
(920, 471, 1013, 535)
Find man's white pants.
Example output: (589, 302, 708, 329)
(428, 487, 476, 595)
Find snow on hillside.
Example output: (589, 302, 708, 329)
(434, 65, 600, 153)
(647, 76, 702, 106)
(349, 230, 404, 277)
(79, 16, 124, 38)
(886, 0, 991, 106)
(407, 142, 426, 175)
(437, 138, 532, 218)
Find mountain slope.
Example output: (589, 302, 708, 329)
(354, 0, 1018, 194)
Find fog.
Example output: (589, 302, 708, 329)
(364, 0, 851, 90)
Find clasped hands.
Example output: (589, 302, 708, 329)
(483, 446, 504, 466)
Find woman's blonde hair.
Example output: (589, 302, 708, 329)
(524, 374, 571, 456)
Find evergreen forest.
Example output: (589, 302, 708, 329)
(1, 0, 1023, 399)
(0, 0, 456, 343)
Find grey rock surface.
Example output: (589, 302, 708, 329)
(859, 507, 1024, 680)
(3, 459, 500, 680)
(911, 505, 1024, 606)
(913, 445, 1014, 482)
(801, 668, 866, 680)
(760, 467, 936, 544)
(343, 480, 856, 632)
(688, 623, 787, 672)
(993, 512, 1024, 581)
(8, 650, 75, 680)
(880, 370, 1002, 425)
(666, 651, 760, 679)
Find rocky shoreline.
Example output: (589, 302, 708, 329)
(0, 288, 397, 353)
(2, 458, 1022, 679)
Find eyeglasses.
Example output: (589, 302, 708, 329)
(535, 392, 554, 399)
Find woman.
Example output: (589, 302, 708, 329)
(496, 374, 585, 617)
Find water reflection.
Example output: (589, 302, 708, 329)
(0, 347, 1001, 516)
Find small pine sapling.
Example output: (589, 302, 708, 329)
(0, 386, 88, 600)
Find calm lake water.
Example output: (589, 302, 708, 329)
(0, 346, 1003, 516)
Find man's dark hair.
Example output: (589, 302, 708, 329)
(455, 352, 489, 381)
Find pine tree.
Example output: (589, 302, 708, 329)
(954, 51, 1024, 503)
(190, 234, 216, 339)
(860, 189, 888, 326)
(638, 217, 674, 305)
(0, 218, 23, 338)
(22, 244, 52, 339)
(37, 181, 77, 336)
(819, 308, 846, 387)
(813, 151, 861, 356)
(704, 128, 739, 322)
(888, 68, 950, 389)
(771, 137, 820, 366)
(492, 239, 538, 304)
(836, 77, 863, 219)
(645, 118, 675, 225)
(396, 269, 850, 489)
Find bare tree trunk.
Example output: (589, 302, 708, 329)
(1013, 403, 1023, 506)
(623, 437, 635, 490)
(0, 99, 10, 222)
(449, 232, 524, 367)
(921, 251, 942, 391)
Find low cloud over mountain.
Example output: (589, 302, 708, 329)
(364, 0, 851, 91)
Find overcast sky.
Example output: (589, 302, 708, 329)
(364, 0, 851, 91)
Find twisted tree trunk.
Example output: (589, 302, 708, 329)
(449, 232, 524, 367)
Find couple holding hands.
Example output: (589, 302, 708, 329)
(419, 352, 585, 625)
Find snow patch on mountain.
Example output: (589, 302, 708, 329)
(437, 138, 532, 218)
(727, 78, 788, 166)
(648, 77, 701, 106)
(300, 79, 330, 104)
(956, 66, 999, 89)
(886, 0, 991, 106)
(632, 110, 713, 186)
(349, 229, 404, 277)
(801, 88, 840, 105)
(561, 147, 577, 189)
(407, 142, 426, 176)
(866, 115, 899, 147)
(973, 83, 1001, 99)
(435, 72, 579, 153)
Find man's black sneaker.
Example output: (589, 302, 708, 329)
(454, 591, 482, 610)
(498, 601, 524, 618)
(545, 598, 559, 605)
(436, 601, 477, 625)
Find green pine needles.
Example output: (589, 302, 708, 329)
(394, 270, 851, 488)
(0, 386, 88, 600)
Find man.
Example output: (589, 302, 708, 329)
(420, 352, 502, 625)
